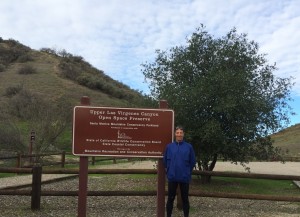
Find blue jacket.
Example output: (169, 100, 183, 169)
(163, 141, 196, 183)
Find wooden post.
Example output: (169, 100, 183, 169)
(61, 151, 66, 168)
(78, 96, 90, 217)
(157, 100, 168, 217)
(29, 130, 35, 164)
(16, 153, 22, 168)
(31, 164, 42, 210)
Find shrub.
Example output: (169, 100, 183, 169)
(18, 65, 37, 75)
(4, 85, 23, 97)
(58, 61, 81, 80)
(0, 64, 6, 72)
(40, 47, 57, 55)
(17, 54, 33, 63)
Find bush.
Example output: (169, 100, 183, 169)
(58, 61, 81, 80)
(0, 64, 6, 72)
(18, 65, 37, 74)
(4, 85, 23, 97)
(17, 54, 33, 63)
(40, 47, 57, 55)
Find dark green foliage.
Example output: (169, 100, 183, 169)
(0, 39, 31, 66)
(57, 52, 143, 102)
(142, 25, 294, 177)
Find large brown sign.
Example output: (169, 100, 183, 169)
(72, 106, 174, 157)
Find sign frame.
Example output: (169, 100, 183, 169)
(72, 106, 174, 158)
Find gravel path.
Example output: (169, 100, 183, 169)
(1, 176, 300, 217)
(0, 161, 299, 216)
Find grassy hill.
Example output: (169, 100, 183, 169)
(0, 38, 153, 152)
(0, 38, 148, 107)
(271, 124, 300, 157)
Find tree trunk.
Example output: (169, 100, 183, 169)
(200, 154, 218, 184)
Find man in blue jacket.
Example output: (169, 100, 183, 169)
(163, 126, 196, 217)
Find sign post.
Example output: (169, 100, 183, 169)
(73, 98, 174, 217)
(78, 96, 90, 217)
(29, 130, 35, 164)
(157, 100, 168, 217)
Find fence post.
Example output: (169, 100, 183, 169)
(92, 157, 95, 165)
(31, 164, 42, 210)
(61, 151, 66, 168)
(16, 153, 22, 168)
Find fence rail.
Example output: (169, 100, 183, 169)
(1, 152, 300, 169)
(0, 152, 126, 168)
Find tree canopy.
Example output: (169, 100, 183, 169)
(142, 25, 294, 175)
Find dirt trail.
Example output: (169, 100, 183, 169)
(98, 160, 300, 176)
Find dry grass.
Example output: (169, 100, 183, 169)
(0, 50, 133, 107)
(272, 124, 300, 156)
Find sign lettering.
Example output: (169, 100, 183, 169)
(72, 106, 174, 157)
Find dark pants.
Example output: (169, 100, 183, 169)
(166, 181, 190, 217)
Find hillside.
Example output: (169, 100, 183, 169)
(0, 38, 148, 107)
(0, 38, 299, 156)
(0, 38, 154, 152)
(271, 124, 300, 157)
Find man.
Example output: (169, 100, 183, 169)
(163, 126, 196, 217)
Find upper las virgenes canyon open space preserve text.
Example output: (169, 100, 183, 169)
(72, 106, 174, 158)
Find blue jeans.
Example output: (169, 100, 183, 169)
(166, 181, 190, 217)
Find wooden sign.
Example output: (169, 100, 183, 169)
(72, 106, 174, 158)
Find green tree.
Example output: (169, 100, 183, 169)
(142, 25, 294, 182)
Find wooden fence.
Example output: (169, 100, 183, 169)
(0, 152, 124, 168)
(1, 152, 299, 169)
(0, 166, 300, 211)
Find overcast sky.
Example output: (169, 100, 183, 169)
(1, 0, 299, 126)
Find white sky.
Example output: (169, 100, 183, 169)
(1, 0, 300, 125)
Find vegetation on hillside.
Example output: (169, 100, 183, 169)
(0, 37, 155, 155)
(40, 47, 143, 102)
(271, 123, 300, 156)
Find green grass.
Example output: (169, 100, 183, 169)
(194, 176, 300, 196)
(86, 172, 300, 197)
(0, 173, 17, 178)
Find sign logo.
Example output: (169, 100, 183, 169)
(117, 130, 132, 139)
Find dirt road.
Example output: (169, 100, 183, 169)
(99, 160, 300, 176)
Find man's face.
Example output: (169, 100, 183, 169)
(175, 129, 184, 142)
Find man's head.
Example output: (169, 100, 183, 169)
(175, 126, 184, 142)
